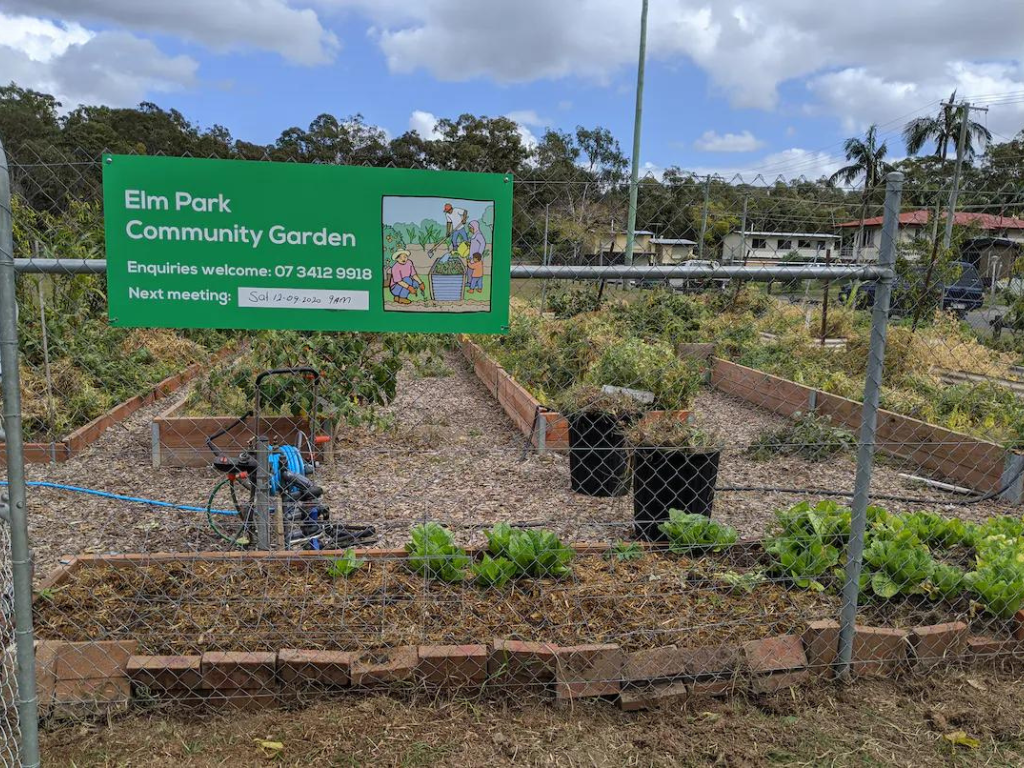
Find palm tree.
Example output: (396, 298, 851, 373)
(903, 91, 992, 161)
(828, 125, 894, 261)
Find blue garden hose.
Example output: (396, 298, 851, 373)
(0, 480, 236, 515)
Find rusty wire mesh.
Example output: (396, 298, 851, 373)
(2, 144, 1024, 718)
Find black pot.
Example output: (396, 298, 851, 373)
(567, 412, 633, 497)
(631, 447, 721, 541)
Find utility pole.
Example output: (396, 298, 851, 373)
(943, 100, 988, 251)
(698, 174, 711, 259)
(623, 0, 649, 268)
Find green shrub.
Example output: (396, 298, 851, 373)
(585, 339, 704, 410)
(546, 284, 603, 318)
(747, 412, 856, 462)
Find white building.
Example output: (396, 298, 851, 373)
(651, 238, 697, 264)
(721, 231, 842, 264)
(836, 210, 1024, 265)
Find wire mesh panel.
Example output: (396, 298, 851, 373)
(0, 520, 19, 768)
(2, 141, 1023, 721)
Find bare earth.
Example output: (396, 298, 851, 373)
(25, 347, 1015, 581)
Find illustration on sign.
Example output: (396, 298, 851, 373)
(103, 155, 511, 334)
(382, 196, 494, 315)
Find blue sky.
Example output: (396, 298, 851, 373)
(2, 1, 1023, 181)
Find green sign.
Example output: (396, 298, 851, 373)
(103, 154, 512, 334)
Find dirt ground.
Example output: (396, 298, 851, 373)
(38, 667, 1024, 767)
(24, 345, 1016, 582)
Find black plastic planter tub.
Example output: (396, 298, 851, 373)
(632, 447, 721, 541)
(567, 412, 633, 497)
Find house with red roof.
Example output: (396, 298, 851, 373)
(836, 210, 1024, 280)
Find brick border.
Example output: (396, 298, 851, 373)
(36, 623, 1021, 716)
(0, 344, 238, 466)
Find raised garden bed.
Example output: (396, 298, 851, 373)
(30, 547, 1023, 714)
(461, 338, 691, 450)
(150, 400, 315, 468)
(711, 358, 1023, 500)
(0, 346, 236, 466)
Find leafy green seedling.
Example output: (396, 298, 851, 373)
(605, 541, 645, 562)
(327, 548, 366, 579)
(470, 554, 517, 588)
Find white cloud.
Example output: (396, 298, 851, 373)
(809, 61, 1024, 141)
(694, 129, 764, 153)
(0, 13, 197, 107)
(408, 109, 441, 139)
(504, 109, 549, 127)
(3, 0, 338, 65)
(0, 14, 91, 61)
(690, 147, 844, 183)
(323, 0, 1022, 132)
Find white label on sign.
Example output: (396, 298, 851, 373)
(238, 287, 369, 311)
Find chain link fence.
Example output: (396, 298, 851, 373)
(2, 142, 1024, 758)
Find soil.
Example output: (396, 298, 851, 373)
(23, 344, 1017, 585)
(38, 668, 1024, 767)
(34, 550, 1000, 656)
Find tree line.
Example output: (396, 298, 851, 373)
(2, 82, 1022, 263)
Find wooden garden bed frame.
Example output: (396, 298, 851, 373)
(0, 346, 237, 466)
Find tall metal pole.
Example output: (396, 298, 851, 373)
(254, 437, 272, 551)
(0, 138, 42, 766)
(836, 171, 903, 681)
(623, 0, 649, 268)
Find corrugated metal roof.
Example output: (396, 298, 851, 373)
(837, 210, 1024, 229)
(735, 231, 840, 238)
(651, 238, 697, 245)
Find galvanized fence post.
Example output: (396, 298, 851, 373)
(0, 138, 41, 765)
(836, 171, 903, 681)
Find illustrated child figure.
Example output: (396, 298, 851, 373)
(389, 250, 423, 305)
(468, 252, 485, 293)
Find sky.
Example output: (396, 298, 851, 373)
(1, 0, 1023, 182)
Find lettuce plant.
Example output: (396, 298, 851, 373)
(484, 524, 574, 578)
(470, 554, 517, 588)
(405, 522, 470, 583)
(327, 548, 366, 579)
(658, 510, 738, 554)
(863, 529, 935, 598)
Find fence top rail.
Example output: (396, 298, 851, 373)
(11, 258, 894, 282)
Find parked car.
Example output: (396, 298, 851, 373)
(838, 261, 984, 316)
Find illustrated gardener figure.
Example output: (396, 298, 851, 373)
(389, 249, 424, 305)
(467, 252, 485, 293)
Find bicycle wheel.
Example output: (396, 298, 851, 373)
(206, 477, 256, 547)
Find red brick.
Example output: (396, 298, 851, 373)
(851, 626, 910, 677)
(53, 677, 130, 706)
(56, 640, 138, 680)
(743, 635, 807, 675)
(619, 681, 689, 712)
(127, 655, 202, 691)
(350, 647, 418, 686)
(622, 644, 741, 685)
(277, 649, 355, 687)
(802, 620, 839, 673)
(751, 669, 810, 694)
(555, 644, 623, 700)
(34, 640, 64, 710)
(1013, 610, 1024, 642)
(488, 639, 558, 684)
(967, 635, 1024, 663)
(909, 622, 969, 668)
(417, 645, 489, 686)
(202, 652, 277, 691)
